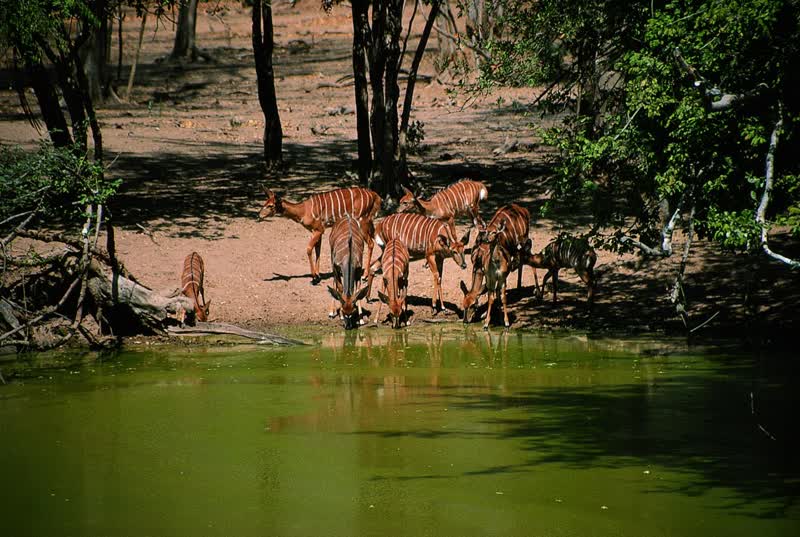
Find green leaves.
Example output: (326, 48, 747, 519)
(0, 142, 121, 224)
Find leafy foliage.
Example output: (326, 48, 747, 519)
(0, 142, 121, 224)
(476, 0, 800, 254)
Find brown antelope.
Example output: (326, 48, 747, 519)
(327, 215, 370, 329)
(398, 179, 487, 242)
(526, 235, 597, 306)
(465, 224, 515, 329)
(258, 187, 381, 284)
(373, 213, 467, 313)
(178, 252, 210, 324)
(460, 204, 532, 324)
(375, 238, 410, 328)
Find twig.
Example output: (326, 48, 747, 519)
(0, 211, 34, 228)
(136, 223, 158, 244)
(1, 211, 37, 247)
(689, 310, 719, 333)
(750, 391, 777, 441)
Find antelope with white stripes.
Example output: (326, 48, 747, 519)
(526, 235, 597, 306)
(460, 204, 532, 325)
(375, 238, 410, 328)
(374, 213, 467, 313)
(178, 252, 210, 325)
(398, 179, 487, 241)
(259, 187, 381, 284)
(327, 215, 370, 329)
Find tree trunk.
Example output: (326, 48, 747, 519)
(380, 0, 403, 197)
(80, 0, 110, 102)
(351, 0, 372, 184)
(27, 60, 73, 148)
(397, 0, 440, 180)
(172, 0, 199, 60)
(252, 0, 283, 167)
(369, 0, 388, 191)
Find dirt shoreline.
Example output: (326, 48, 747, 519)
(1, 3, 798, 349)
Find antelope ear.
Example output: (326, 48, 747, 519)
(460, 227, 471, 245)
(328, 286, 342, 301)
(459, 280, 469, 295)
(355, 286, 370, 302)
(204, 299, 212, 309)
(401, 185, 414, 197)
(377, 291, 389, 304)
(436, 234, 450, 248)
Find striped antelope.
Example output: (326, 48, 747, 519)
(375, 238, 410, 328)
(374, 213, 468, 313)
(258, 187, 381, 284)
(398, 179, 487, 241)
(475, 223, 515, 328)
(460, 204, 532, 324)
(327, 215, 370, 329)
(178, 252, 210, 324)
(526, 235, 597, 306)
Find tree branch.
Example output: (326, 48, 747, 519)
(619, 193, 685, 257)
(673, 48, 768, 111)
(756, 111, 800, 269)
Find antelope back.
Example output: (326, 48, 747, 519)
(310, 187, 381, 227)
(181, 252, 208, 322)
(329, 216, 367, 296)
(377, 213, 455, 255)
(381, 238, 409, 299)
(546, 236, 596, 271)
(428, 179, 488, 218)
(481, 204, 530, 253)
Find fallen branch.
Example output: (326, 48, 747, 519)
(167, 321, 305, 346)
(0, 275, 82, 343)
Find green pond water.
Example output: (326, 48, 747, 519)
(1, 327, 798, 537)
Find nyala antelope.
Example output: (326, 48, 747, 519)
(328, 215, 370, 329)
(461, 204, 532, 325)
(178, 252, 210, 324)
(374, 213, 467, 313)
(398, 179, 487, 243)
(375, 238, 410, 328)
(258, 186, 381, 284)
(526, 235, 597, 306)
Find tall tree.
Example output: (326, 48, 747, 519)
(252, 0, 283, 167)
(347, 0, 441, 198)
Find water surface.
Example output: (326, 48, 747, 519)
(1, 327, 798, 536)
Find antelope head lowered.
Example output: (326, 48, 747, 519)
(328, 215, 370, 330)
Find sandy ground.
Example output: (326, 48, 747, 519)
(1, 2, 798, 343)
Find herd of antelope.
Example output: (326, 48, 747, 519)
(177, 180, 597, 330)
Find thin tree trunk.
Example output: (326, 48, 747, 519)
(126, 10, 148, 100)
(172, 0, 199, 60)
(381, 0, 403, 196)
(252, 0, 283, 167)
(351, 0, 372, 184)
(117, 4, 124, 81)
(397, 0, 440, 178)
